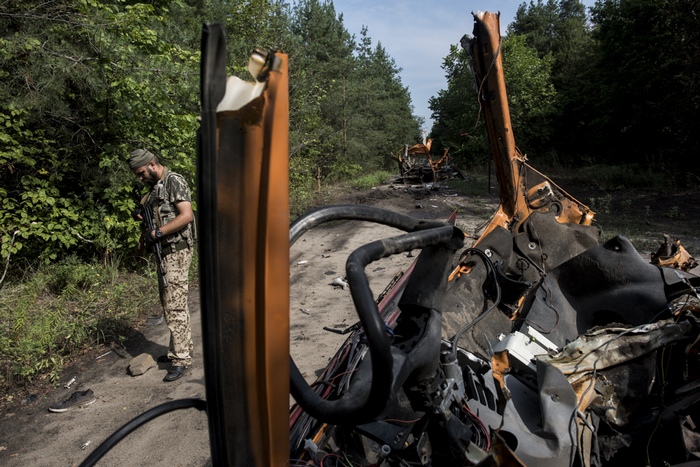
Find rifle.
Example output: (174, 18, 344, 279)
(133, 184, 168, 288)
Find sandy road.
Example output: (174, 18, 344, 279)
(0, 183, 496, 466)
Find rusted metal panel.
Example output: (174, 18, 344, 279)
(199, 32, 289, 465)
(466, 12, 593, 243)
(652, 233, 699, 271)
(469, 12, 522, 219)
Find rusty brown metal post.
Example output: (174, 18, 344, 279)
(255, 51, 290, 466)
(198, 31, 289, 466)
(464, 12, 594, 249)
(470, 11, 527, 222)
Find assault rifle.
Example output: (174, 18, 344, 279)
(133, 184, 168, 288)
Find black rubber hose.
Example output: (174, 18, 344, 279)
(290, 204, 445, 246)
(289, 204, 458, 425)
(79, 398, 206, 467)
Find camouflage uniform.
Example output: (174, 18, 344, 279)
(144, 168, 195, 368)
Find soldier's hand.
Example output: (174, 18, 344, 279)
(132, 207, 143, 221)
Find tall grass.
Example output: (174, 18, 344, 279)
(0, 255, 158, 390)
(350, 170, 395, 190)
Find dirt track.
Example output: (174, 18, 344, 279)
(0, 182, 493, 466)
(3, 178, 698, 465)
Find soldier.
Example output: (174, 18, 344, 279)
(128, 148, 195, 382)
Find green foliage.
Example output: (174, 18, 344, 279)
(0, 0, 434, 275)
(666, 205, 684, 220)
(289, 155, 317, 216)
(446, 174, 494, 197)
(347, 29, 422, 170)
(430, 34, 557, 167)
(505, 0, 593, 159)
(501, 35, 557, 155)
(0, 256, 158, 389)
(3, 0, 699, 275)
(429, 44, 490, 168)
(0, 106, 110, 263)
(558, 163, 675, 191)
(589, 0, 700, 170)
(328, 162, 363, 183)
(288, 0, 421, 194)
(0, 0, 201, 271)
(588, 193, 614, 215)
(351, 170, 394, 190)
(287, 0, 356, 187)
(508, 0, 561, 57)
(433, 0, 699, 182)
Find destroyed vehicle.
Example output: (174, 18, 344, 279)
(394, 138, 463, 184)
(81, 12, 700, 467)
(287, 12, 700, 467)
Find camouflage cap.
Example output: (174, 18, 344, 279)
(128, 148, 155, 170)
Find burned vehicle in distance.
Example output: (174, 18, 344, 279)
(393, 137, 463, 184)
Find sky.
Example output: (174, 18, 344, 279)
(330, 0, 594, 133)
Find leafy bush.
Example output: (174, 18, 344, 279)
(45, 256, 97, 297)
(328, 162, 363, 183)
(289, 158, 317, 217)
(0, 257, 158, 389)
(0, 1, 199, 274)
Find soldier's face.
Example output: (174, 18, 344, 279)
(133, 162, 158, 186)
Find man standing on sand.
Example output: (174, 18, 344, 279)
(128, 148, 195, 382)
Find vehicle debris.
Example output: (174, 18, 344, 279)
(393, 137, 464, 184)
(652, 233, 698, 271)
(330, 277, 349, 290)
(95, 350, 112, 360)
(288, 11, 700, 467)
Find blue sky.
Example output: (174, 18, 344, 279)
(330, 0, 595, 133)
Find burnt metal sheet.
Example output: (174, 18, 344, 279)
(652, 233, 699, 271)
(518, 235, 671, 348)
(199, 39, 290, 465)
(540, 319, 692, 379)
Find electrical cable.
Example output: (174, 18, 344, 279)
(645, 346, 669, 466)
(449, 247, 502, 357)
(79, 398, 206, 467)
(564, 305, 679, 467)
(463, 34, 502, 139)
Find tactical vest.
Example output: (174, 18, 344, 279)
(145, 168, 196, 252)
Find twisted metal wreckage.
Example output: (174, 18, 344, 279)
(80, 12, 700, 467)
(392, 138, 464, 184)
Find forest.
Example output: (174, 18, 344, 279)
(431, 0, 700, 174)
(1, 0, 699, 272)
